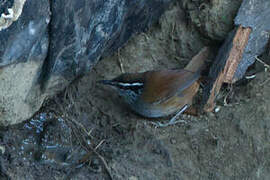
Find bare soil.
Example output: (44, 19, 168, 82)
(0, 3, 270, 180)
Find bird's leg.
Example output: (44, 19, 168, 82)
(151, 104, 189, 127)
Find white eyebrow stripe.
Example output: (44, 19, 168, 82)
(118, 82, 143, 86)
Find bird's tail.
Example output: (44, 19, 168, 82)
(184, 47, 210, 73)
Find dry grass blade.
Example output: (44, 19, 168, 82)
(118, 49, 125, 73)
(53, 95, 113, 180)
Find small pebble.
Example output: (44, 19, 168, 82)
(214, 106, 221, 113)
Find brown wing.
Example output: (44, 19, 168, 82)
(141, 69, 200, 104)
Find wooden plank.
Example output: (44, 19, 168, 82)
(203, 0, 270, 112)
(223, 26, 251, 83)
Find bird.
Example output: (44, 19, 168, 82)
(98, 48, 208, 127)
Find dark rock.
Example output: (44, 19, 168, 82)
(0, 0, 50, 125)
(233, 0, 270, 80)
(42, 0, 171, 95)
(0, 0, 14, 15)
(0, 0, 49, 67)
(202, 0, 270, 108)
(0, 0, 28, 31)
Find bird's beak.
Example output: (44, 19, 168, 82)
(97, 80, 116, 86)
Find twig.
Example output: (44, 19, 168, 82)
(95, 139, 105, 150)
(54, 99, 113, 179)
(118, 50, 125, 73)
(223, 85, 233, 107)
(151, 54, 157, 62)
(255, 56, 270, 69)
(70, 118, 113, 180)
(90, 148, 113, 180)
(260, 77, 270, 86)
(142, 32, 150, 40)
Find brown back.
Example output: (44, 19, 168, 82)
(141, 69, 200, 104)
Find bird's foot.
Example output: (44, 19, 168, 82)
(151, 119, 186, 128)
(151, 104, 189, 128)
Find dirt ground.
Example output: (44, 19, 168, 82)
(1, 2, 270, 180)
